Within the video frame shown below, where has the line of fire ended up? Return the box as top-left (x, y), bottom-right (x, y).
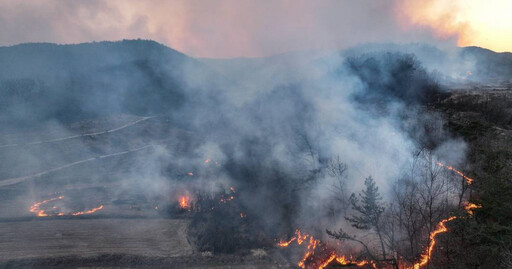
top-left (274, 161), bottom-right (481, 269)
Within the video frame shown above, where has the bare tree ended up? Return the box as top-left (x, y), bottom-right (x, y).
top-left (401, 149), bottom-right (455, 268)
top-left (326, 156), bottom-right (350, 216)
top-left (389, 177), bottom-right (424, 263)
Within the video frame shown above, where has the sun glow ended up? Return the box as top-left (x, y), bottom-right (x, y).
top-left (397, 0), bottom-right (512, 52)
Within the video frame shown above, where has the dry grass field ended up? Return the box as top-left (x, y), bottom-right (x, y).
top-left (0, 219), bottom-right (192, 261)
top-left (0, 218), bottom-right (285, 268)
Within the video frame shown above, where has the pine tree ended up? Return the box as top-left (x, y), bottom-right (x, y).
top-left (345, 176), bottom-right (387, 259)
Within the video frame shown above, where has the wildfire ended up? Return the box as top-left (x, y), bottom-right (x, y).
top-left (436, 162), bottom-right (474, 185)
top-left (279, 162), bottom-right (479, 269)
top-left (29, 196), bottom-right (104, 217)
top-left (405, 163), bottom-right (481, 269)
top-left (29, 196), bottom-right (64, 217)
top-left (179, 195), bottom-right (190, 210)
top-left (277, 229), bottom-right (374, 269)
top-left (177, 187), bottom-right (236, 213)
top-left (277, 236), bottom-right (297, 247)
top-left (464, 202), bottom-right (482, 216)
top-left (71, 205), bottom-right (104, 216)
top-left (407, 216), bottom-right (457, 269)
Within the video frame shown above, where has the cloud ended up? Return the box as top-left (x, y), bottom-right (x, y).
top-left (0, 0), bottom-right (457, 58)
top-left (395, 0), bottom-right (512, 53)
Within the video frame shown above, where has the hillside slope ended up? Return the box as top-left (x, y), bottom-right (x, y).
top-left (0, 40), bottom-right (221, 125)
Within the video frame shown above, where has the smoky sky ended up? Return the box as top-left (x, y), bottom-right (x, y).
top-left (0, 0), bottom-right (459, 58)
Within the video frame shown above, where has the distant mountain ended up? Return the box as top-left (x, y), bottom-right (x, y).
top-left (202, 43), bottom-right (512, 90)
top-left (0, 40), bottom-right (220, 125)
top-left (1, 40), bottom-right (510, 128)
top-left (460, 46), bottom-right (512, 82)
top-left (338, 43), bottom-right (511, 85)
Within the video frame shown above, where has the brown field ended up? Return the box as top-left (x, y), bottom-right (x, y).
top-left (0, 218), bottom-right (285, 268)
top-left (0, 219), bottom-right (192, 261)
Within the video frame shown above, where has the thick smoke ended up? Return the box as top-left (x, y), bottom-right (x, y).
top-left (170, 44), bottom-right (469, 239)
top-left (0, 40), bottom-right (472, 251)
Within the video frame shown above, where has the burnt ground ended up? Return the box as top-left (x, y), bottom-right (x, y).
top-left (435, 87), bottom-right (512, 179)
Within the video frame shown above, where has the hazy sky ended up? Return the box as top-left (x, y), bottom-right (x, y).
top-left (0, 0), bottom-right (510, 58)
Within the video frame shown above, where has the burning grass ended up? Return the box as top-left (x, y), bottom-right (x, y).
top-left (277, 162), bottom-right (480, 269)
top-left (29, 195), bottom-right (104, 217)
top-left (277, 229), bottom-right (376, 269)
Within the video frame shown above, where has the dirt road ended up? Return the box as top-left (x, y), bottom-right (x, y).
top-left (0, 145), bottom-right (154, 188)
top-left (0, 116), bottom-right (154, 149)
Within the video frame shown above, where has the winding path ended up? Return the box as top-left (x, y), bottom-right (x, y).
top-left (0, 116), bottom-right (154, 149)
top-left (0, 145), bottom-right (154, 188)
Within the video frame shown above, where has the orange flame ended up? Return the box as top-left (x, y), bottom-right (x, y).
top-left (407, 216), bottom-right (457, 269)
top-left (29, 196), bottom-right (64, 217)
top-left (317, 253), bottom-right (336, 269)
top-left (179, 195), bottom-right (190, 210)
top-left (278, 236), bottom-right (297, 247)
top-left (71, 205), bottom-right (104, 216)
top-left (280, 162), bottom-right (479, 269)
top-left (436, 162), bottom-right (474, 185)
top-left (404, 162), bottom-right (479, 268)
top-left (29, 196), bottom-right (103, 217)
top-left (277, 229), bottom-right (372, 269)
top-left (464, 202), bottom-right (482, 216)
